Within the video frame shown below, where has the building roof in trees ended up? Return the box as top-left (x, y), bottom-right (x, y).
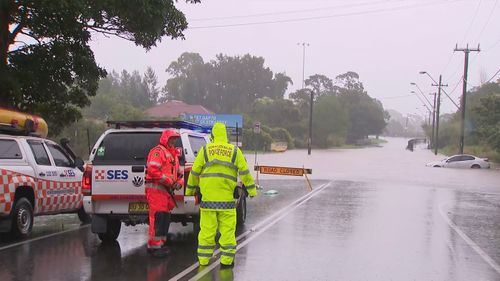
top-left (145, 100), bottom-right (214, 118)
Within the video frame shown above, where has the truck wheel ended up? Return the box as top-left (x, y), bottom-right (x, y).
top-left (236, 196), bottom-right (247, 227)
top-left (77, 207), bottom-right (91, 224)
top-left (98, 219), bottom-right (121, 243)
top-left (11, 198), bottom-right (34, 239)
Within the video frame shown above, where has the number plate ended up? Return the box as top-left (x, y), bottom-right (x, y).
top-left (129, 202), bottom-right (149, 213)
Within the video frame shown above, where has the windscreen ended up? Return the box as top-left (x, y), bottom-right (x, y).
top-left (93, 132), bottom-right (182, 165)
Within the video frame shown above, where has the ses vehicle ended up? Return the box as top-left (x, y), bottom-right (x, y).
top-left (83, 121), bottom-right (248, 242)
top-left (0, 108), bottom-right (87, 238)
top-left (426, 154), bottom-right (491, 169)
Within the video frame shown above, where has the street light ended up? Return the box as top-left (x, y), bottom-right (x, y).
top-left (297, 42), bottom-right (310, 89)
top-left (419, 71), bottom-right (459, 109)
top-left (410, 82), bottom-right (433, 108)
top-left (297, 42), bottom-right (312, 155)
top-left (411, 91), bottom-right (432, 126)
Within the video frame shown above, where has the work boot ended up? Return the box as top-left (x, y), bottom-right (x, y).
top-left (220, 262), bottom-right (234, 269)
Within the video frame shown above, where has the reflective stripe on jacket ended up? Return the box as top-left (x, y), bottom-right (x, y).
top-left (186, 123), bottom-right (256, 208)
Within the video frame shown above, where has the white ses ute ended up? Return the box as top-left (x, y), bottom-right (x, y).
top-left (83, 121), bottom-right (248, 242)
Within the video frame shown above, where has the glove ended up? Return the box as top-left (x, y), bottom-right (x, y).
top-left (172, 182), bottom-right (182, 190)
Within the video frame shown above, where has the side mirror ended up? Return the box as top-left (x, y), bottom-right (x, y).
top-left (74, 157), bottom-right (84, 172)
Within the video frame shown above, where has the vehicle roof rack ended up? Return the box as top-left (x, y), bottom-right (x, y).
top-left (106, 120), bottom-right (211, 133)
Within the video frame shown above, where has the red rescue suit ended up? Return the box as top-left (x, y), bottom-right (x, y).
top-left (145, 130), bottom-right (183, 249)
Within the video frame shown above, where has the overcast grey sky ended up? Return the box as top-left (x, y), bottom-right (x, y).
top-left (89, 0), bottom-right (500, 117)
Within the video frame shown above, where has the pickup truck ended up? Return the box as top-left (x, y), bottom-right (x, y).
top-left (83, 121), bottom-right (248, 242)
top-left (0, 134), bottom-right (87, 238)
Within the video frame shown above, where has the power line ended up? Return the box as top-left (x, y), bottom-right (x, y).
top-left (485, 67), bottom-right (500, 83)
top-left (189, 0), bottom-right (466, 29)
top-left (378, 93), bottom-right (415, 99)
top-left (460, 0), bottom-right (482, 44)
top-left (475, 0), bottom-right (498, 42)
top-left (190, 0), bottom-right (402, 22)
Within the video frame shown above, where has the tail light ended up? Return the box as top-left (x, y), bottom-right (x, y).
top-left (483, 158), bottom-right (489, 162)
top-left (82, 164), bottom-right (93, 195)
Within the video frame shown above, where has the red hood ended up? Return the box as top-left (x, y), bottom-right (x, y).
top-left (160, 130), bottom-right (180, 154)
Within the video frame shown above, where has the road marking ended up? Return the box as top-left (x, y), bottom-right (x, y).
top-left (174, 181), bottom-right (331, 281)
top-left (0, 224), bottom-right (90, 252)
top-left (439, 203), bottom-right (500, 275)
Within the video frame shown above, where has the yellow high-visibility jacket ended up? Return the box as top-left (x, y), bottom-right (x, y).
top-left (186, 123), bottom-right (256, 209)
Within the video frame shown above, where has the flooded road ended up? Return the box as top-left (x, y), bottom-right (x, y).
top-left (1, 137), bottom-right (500, 281)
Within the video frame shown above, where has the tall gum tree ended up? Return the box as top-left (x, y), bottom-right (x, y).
top-left (0, 0), bottom-right (199, 134)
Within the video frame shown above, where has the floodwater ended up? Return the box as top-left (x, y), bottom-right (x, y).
top-left (1, 137), bottom-right (500, 281)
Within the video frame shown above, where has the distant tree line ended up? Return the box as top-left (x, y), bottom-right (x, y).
top-left (425, 81), bottom-right (500, 160)
top-left (58, 52), bottom-right (389, 155)
top-left (162, 52), bottom-right (388, 149)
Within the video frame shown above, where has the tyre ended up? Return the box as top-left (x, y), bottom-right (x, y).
top-left (98, 219), bottom-right (121, 242)
top-left (471, 164), bottom-right (481, 169)
top-left (10, 198), bottom-right (34, 239)
top-left (236, 195), bottom-right (247, 227)
top-left (77, 207), bottom-right (91, 224)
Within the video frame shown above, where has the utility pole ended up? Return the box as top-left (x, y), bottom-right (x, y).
top-left (308, 89), bottom-right (314, 155)
top-left (432, 75), bottom-right (447, 155)
top-left (430, 92), bottom-right (436, 149)
top-left (454, 44), bottom-right (480, 154)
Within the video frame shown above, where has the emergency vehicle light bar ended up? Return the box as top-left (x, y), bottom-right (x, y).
top-left (106, 120), bottom-right (211, 133)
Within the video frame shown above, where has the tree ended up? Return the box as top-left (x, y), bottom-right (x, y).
top-left (143, 66), bottom-right (160, 105)
top-left (1, 0), bottom-right (199, 134)
top-left (163, 52), bottom-right (292, 114)
top-left (313, 94), bottom-right (348, 147)
top-left (474, 93), bottom-right (500, 152)
top-left (305, 74), bottom-right (334, 97)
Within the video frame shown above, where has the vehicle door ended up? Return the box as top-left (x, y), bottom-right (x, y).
top-left (91, 131), bottom-right (161, 199)
top-left (459, 155), bottom-right (475, 168)
top-left (26, 140), bottom-right (59, 213)
top-left (444, 155), bottom-right (463, 168)
top-left (45, 141), bottom-right (83, 212)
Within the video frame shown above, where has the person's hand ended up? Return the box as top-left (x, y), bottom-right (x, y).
top-left (172, 182), bottom-right (182, 190)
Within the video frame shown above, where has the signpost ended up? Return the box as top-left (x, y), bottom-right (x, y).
top-left (253, 122), bottom-right (261, 165)
top-left (254, 165), bottom-right (313, 191)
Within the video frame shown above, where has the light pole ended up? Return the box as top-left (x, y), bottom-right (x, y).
top-left (297, 42), bottom-right (310, 89)
top-left (419, 72), bottom-right (447, 155)
top-left (411, 91), bottom-right (432, 125)
top-left (298, 42), bottom-right (312, 155)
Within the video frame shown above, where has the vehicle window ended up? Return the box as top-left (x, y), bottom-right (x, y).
top-left (28, 141), bottom-right (51, 166)
top-left (94, 132), bottom-right (169, 165)
top-left (461, 156), bottom-right (475, 161)
top-left (188, 135), bottom-right (207, 155)
top-left (447, 156), bottom-right (461, 162)
top-left (46, 143), bottom-right (73, 167)
top-left (0, 139), bottom-right (23, 159)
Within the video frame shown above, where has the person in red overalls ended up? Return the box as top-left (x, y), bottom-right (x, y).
top-left (145, 130), bottom-right (183, 257)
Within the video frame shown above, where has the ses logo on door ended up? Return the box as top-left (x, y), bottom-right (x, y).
top-left (95, 169), bottom-right (129, 182)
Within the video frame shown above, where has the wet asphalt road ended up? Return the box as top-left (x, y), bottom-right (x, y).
top-left (1, 137), bottom-right (500, 281)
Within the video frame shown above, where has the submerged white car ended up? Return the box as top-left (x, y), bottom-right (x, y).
top-left (426, 154), bottom-right (490, 169)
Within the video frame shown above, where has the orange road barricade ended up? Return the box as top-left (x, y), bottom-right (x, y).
top-left (253, 165), bottom-right (313, 191)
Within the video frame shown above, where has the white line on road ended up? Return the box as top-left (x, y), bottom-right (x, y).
top-left (439, 202), bottom-right (500, 275)
top-left (0, 224), bottom-right (90, 252)
top-left (182, 182), bottom-right (331, 281)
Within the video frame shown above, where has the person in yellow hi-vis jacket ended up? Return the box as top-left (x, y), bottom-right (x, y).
top-left (186, 122), bottom-right (257, 267)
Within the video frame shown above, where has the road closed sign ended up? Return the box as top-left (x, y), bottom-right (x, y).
top-left (255, 165), bottom-right (312, 177)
